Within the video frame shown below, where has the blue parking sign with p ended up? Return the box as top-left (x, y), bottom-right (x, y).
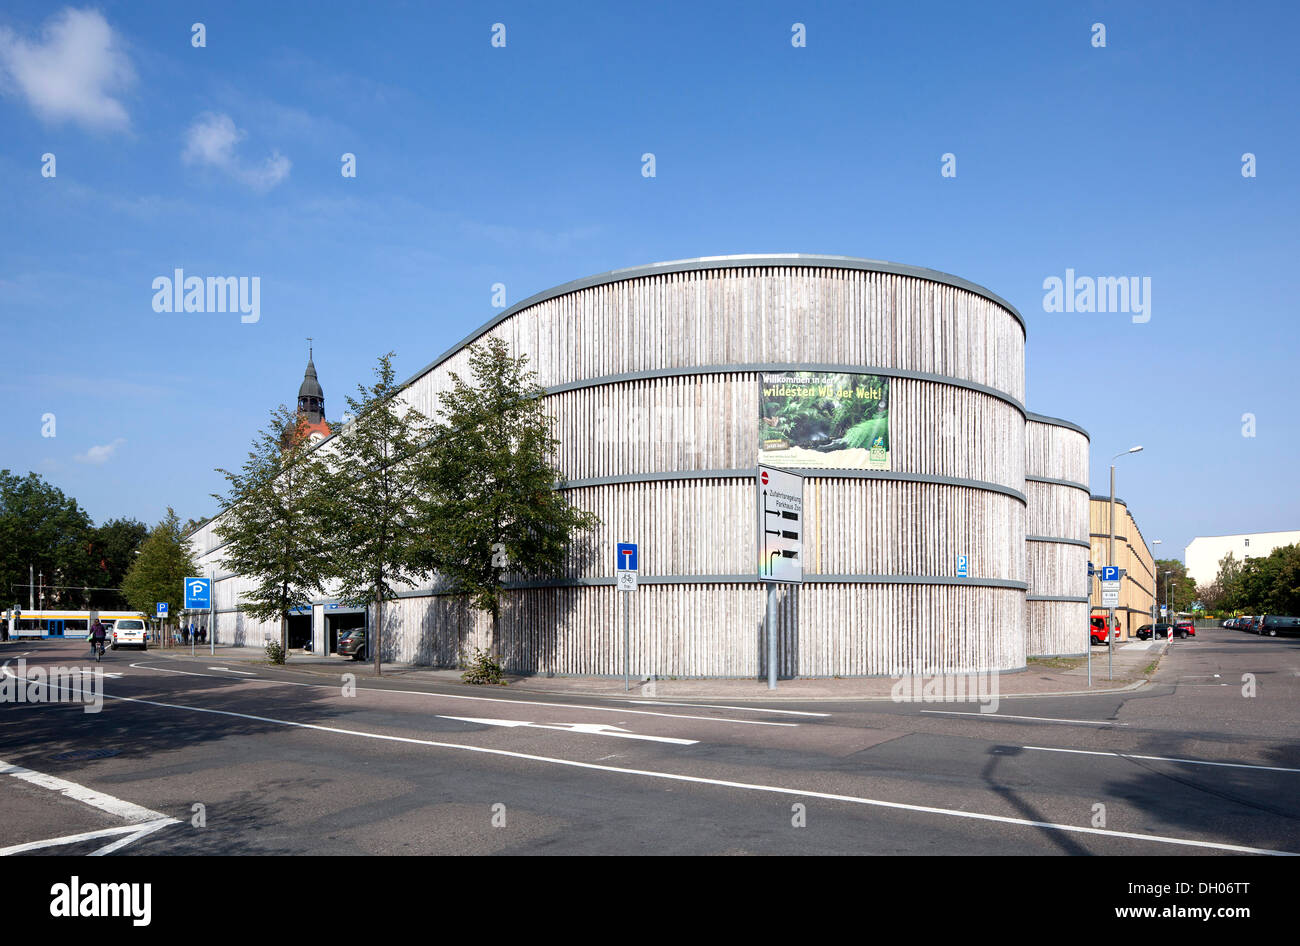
top-left (184, 577), bottom-right (211, 609)
top-left (156, 602), bottom-right (168, 618)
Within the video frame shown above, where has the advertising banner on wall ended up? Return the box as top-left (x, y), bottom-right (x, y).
top-left (758, 372), bottom-right (890, 470)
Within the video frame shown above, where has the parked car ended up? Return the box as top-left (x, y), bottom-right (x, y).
top-left (1240, 616), bottom-right (1261, 633)
top-left (1221, 618), bottom-right (1235, 628)
top-left (1173, 621), bottom-right (1196, 639)
top-left (1136, 623), bottom-right (1174, 641)
top-left (1090, 616), bottom-right (1119, 645)
top-left (1258, 615), bottom-right (1300, 637)
top-left (338, 628), bottom-right (367, 660)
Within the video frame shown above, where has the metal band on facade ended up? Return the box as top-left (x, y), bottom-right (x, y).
top-left (1025, 475), bottom-right (1091, 493)
top-left (1026, 535), bottom-right (1092, 549)
top-left (545, 363), bottom-right (1027, 416)
top-left (560, 469), bottom-right (1028, 504)
top-left (1025, 412), bottom-right (1091, 440)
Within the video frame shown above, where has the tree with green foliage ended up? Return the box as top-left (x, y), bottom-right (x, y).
top-left (121, 508), bottom-right (198, 618)
top-left (1228, 544), bottom-right (1300, 614)
top-left (1154, 558), bottom-right (1198, 615)
top-left (0, 470), bottom-right (98, 610)
top-left (213, 406), bottom-right (331, 658)
top-left (319, 353), bottom-right (434, 675)
top-left (418, 337), bottom-right (600, 657)
top-left (87, 518), bottom-right (149, 609)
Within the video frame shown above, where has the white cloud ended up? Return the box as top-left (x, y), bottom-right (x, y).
top-left (182, 111), bottom-right (291, 191)
top-left (0, 7), bottom-right (134, 132)
top-left (75, 437), bottom-right (126, 465)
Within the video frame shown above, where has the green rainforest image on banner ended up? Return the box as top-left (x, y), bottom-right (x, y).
top-left (758, 372), bottom-right (891, 470)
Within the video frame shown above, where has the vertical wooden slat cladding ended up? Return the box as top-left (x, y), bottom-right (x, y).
top-left (1026, 481), bottom-right (1090, 539)
top-left (1026, 600), bottom-right (1089, 657)
top-left (547, 376), bottom-right (1024, 491)
top-left (1026, 421), bottom-right (1088, 485)
top-left (194, 258), bottom-right (1048, 676)
top-left (558, 480), bottom-right (1023, 581)
top-left (380, 582), bottom-right (1026, 677)
top-left (1024, 420), bottom-right (1091, 656)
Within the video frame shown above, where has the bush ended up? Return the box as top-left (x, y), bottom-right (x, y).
top-left (461, 647), bottom-right (506, 685)
top-left (265, 639), bottom-right (286, 664)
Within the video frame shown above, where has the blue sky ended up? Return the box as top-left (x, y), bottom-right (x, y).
top-left (2, 1), bottom-right (1296, 565)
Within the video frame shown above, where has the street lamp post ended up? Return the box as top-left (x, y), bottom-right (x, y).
top-left (1164, 570), bottom-right (1172, 625)
top-left (1108, 446), bottom-right (1143, 680)
top-left (1152, 539), bottom-right (1162, 631)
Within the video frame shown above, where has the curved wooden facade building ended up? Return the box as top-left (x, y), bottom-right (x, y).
top-left (192, 255), bottom-right (1092, 677)
top-left (1024, 414), bottom-right (1092, 656)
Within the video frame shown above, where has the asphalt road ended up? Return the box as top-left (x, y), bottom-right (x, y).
top-left (1, 626), bottom-right (1297, 855)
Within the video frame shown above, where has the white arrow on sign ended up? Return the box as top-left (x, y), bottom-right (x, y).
top-left (440, 715), bottom-right (698, 745)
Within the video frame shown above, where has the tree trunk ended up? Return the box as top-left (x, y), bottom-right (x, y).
top-left (374, 587), bottom-right (383, 676)
top-left (280, 612), bottom-right (288, 660)
top-left (491, 605), bottom-right (500, 661)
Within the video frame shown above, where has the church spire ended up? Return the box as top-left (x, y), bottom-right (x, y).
top-left (294, 339), bottom-right (331, 444)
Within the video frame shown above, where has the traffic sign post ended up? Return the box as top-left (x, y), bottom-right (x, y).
top-left (184, 577), bottom-right (211, 657)
top-left (957, 555), bottom-right (969, 579)
top-left (1100, 568), bottom-right (1123, 681)
top-left (616, 543), bottom-right (638, 691)
top-left (757, 466), bottom-right (804, 690)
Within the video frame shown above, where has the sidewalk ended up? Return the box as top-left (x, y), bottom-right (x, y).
top-left (153, 639), bottom-right (1168, 702)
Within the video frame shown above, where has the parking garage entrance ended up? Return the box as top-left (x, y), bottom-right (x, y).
top-left (324, 607), bottom-right (367, 654)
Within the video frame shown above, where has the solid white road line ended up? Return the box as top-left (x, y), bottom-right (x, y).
top-left (63, 686), bottom-right (1297, 856)
top-left (440, 715), bottom-right (698, 745)
top-left (921, 710), bottom-right (1121, 726)
top-left (0, 760), bottom-right (166, 823)
top-left (1023, 745), bottom-right (1300, 774)
top-left (207, 666), bottom-right (256, 675)
top-left (622, 700), bottom-right (830, 717)
top-left (128, 662), bottom-right (797, 727)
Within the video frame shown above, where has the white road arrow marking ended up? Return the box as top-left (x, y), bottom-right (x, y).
top-left (441, 715), bottom-right (698, 745)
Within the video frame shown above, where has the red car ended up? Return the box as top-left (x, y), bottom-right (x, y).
top-left (1172, 621), bottom-right (1195, 639)
top-left (1090, 616), bottom-right (1119, 645)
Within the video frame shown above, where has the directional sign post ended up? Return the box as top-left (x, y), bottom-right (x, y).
top-left (757, 466), bottom-right (803, 690)
top-left (616, 543), bottom-right (638, 692)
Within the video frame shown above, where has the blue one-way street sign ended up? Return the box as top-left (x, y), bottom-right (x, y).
top-left (184, 577), bottom-right (211, 609)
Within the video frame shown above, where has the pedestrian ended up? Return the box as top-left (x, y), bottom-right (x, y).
top-left (199, 624), bottom-right (206, 644)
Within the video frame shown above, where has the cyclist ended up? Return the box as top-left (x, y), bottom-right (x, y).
top-left (89, 619), bottom-right (108, 658)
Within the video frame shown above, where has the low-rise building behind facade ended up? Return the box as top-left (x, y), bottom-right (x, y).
top-left (1089, 496), bottom-right (1155, 639)
top-left (1185, 530), bottom-right (1300, 587)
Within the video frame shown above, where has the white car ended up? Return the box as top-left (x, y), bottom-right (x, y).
top-left (111, 618), bottom-right (148, 650)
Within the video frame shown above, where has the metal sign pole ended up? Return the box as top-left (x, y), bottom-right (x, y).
top-left (767, 582), bottom-right (778, 690)
top-left (623, 598), bottom-right (630, 692)
top-left (1087, 574), bottom-right (1093, 688)
top-left (1108, 606), bottom-right (1114, 680)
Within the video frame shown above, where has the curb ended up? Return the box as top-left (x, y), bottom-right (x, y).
top-left (146, 651), bottom-right (1154, 703)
